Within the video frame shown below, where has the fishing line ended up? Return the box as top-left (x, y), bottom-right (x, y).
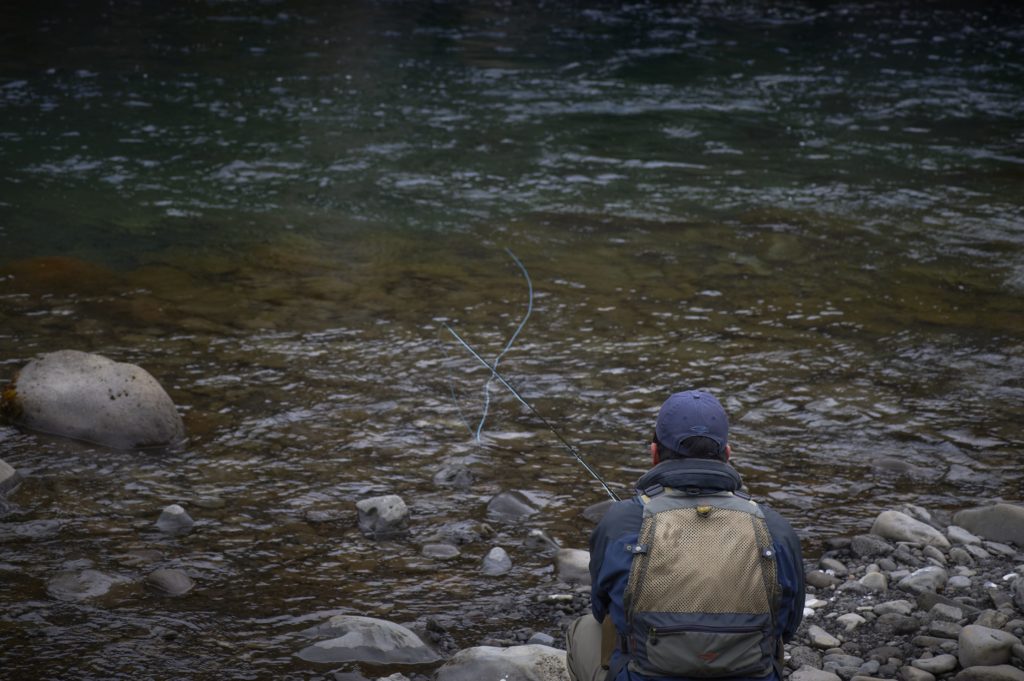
top-left (441, 322), bottom-right (620, 502)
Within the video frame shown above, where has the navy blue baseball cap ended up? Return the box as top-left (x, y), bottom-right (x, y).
top-left (655, 390), bottom-right (729, 455)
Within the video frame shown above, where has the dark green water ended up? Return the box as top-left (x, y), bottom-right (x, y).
top-left (1, 1), bottom-right (1023, 678)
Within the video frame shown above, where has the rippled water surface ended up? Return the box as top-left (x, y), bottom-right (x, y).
top-left (1, 1), bottom-right (1023, 678)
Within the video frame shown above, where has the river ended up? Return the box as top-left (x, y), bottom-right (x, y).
top-left (1, 1), bottom-right (1023, 678)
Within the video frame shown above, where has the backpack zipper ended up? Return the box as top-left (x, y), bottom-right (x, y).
top-left (649, 623), bottom-right (763, 646)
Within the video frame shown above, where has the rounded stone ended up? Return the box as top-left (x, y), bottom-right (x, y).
top-left (953, 505), bottom-right (1024, 548)
top-left (481, 547), bottom-right (513, 576)
top-left (355, 494), bottom-right (409, 538)
top-left (808, 624), bottom-right (842, 650)
top-left (911, 654), bottom-right (958, 674)
top-left (556, 548), bottom-right (590, 585)
top-left (145, 568), bottom-right (194, 596)
top-left (47, 569), bottom-right (123, 601)
top-left (860, 572), bottom-right (888, 592)
top-left (898, 566), bottom-right (948, 594)
top-left (297, 615), bottom-right (441, 665)
top-left (422, 543), bottom-right (460, 559)
top-left (435, 645), bottom-right (568, 681)
top-left (486, 491), bottom-right (539, 522)
top-left (1, 350), bottom-right (184, 449)
top-left (156, 504), bottom-right (194, 534)
top-left (959, 625), bottom-right (1021, 668)
top-left (872, 511), bottom-right (951, 549)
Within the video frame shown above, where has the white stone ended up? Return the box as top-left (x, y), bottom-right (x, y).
top-left (953, 505), bottom-right (1024, 547)
top-left (356, 495), bottom-right (409, 537)
top-left (871, 510), bottom-right (951, 549)
top-left (790, 666), bottom-right (841, 681)
top-left (860, 572), bottom-right (888, 592)
top-left (948, 525), bottom-right (983, 546)
top-left (875, 599), bottom-right (915, 616)
top-left (807, 597), bottom-right (829, 609)
top-left (482, 547), bottom-right (513, 576)
top-left (837, 613), bottom-right (867, 631)
top-left (912, 654), bottom-right (959, 674)
top-left (3, 350), bottom-right (184, 449)
top-left (298, 615), bottom-right (441, 665)
top-left (156, 504), bottom-right (194, 534)
top-left (949, 575), bottom-right (972, 589)
top-left (436, 645), bottom-right (569, 681)
top-left (808, 624), bottom-right (841, 650)
top-left (898, 566), bottom-right (948, 594)
top-left (555, 548), bottom-right (590, 585)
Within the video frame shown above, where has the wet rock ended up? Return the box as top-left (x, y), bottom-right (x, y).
top-left (145, 568), bottom-right (194, 596)
top-left (525, 529), bottom-right (561, 554)
top-left (809, 624), bottom-right (841, 649)
top-left (954, 666), bottom-right (1024, 681)
top-left (911, 654), bottom-right (958, 674)
top-left (582, 500), bottom-right (614, 524)
top-left (791, 665), bottom-right (842, 681)
top-left (953, 505), bottom-right (1024, 548)
top-left (356, 495), bottom-right (409, 538)
top-left (0, 458), bottom-right (21, 495)
top-left (47, 569), bottom-right (123, 601)
top-left (433, 463), bottom-right (473, 489)
top-left (435, 645), bottom-right (568, 681)
top-left (898, 566), bottom-right (948, 594)
top-left (421, 520), bottom-right (493, 546)
top-left (555, 549), bottom-right (590, 585)
top-left (156, 504), bottom-right (194, 534)
top-left (486, 491), bottom-right (539, 522)
top-left (422, 543), bottom-right (460, 560)
top-left (821, 558), bottom-right (850, 577)
top-left (851, 534), bottom-right (895, 558)
top-left (872, 511), bottom-right (951, 549)
top-left (482, 547), bottom-right (512, 576)
top-left (298, 615), bottom-right (441, 665)
top-left (959, 625), bottom-right (1021, 668)
top-left (1, 350), bottom-right (184, 449)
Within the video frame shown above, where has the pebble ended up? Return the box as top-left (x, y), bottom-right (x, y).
top-left (481, 547), bottom-right (512, 576)
top-left (808, 624), bottom-right (842, 650)
top-left (950, 575), bottom-right (973, 589)
top-left (837, 614), bottom-right (866, 631)
top-left (859, 572), bottom-right (888, 592)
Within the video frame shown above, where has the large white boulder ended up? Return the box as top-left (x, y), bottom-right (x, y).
top-left (435, 645), bottom-right (569, 681)
top-left (871, 510), bottom-right (951, 549)
top-left (297, 615), bottom-right (440, 665)
top-left (1, 350), bottom-right (184, 449)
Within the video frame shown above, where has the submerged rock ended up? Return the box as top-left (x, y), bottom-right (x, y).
top-left (1, 350), bottom-right (184, 449)
top-left (145, 568), bottom-right (194, 596)
top-left (486, 491), bottom-right (540, 522)
top-left (47, 569), bottom-right (124, 601)
top-left (435, 644), bottom-right (568, 681)
top-left (356, 494), bottom-right (409, 538)
top-left (0, 458), bottom-right (21, 495)
top-left (297, 615), bottom-right (441, 665)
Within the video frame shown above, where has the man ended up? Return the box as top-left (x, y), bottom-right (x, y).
top-left (566, 390), bottom-right (804, 681)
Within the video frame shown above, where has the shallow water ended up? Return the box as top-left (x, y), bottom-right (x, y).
top-left (1, 1), bottom-right (1023, 678)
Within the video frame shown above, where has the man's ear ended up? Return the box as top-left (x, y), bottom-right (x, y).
top-left (724, 443), bottom-right (732, 461)
top-left (650, 440), bottom-right (660, 466)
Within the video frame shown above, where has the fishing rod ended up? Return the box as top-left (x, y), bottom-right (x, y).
top-left (442, 322), bottom-right (620, 502)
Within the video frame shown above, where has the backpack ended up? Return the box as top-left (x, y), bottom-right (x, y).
top-left (617, 486), bottom-right (781, 679)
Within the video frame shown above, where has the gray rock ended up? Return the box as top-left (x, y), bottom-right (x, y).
top-left (923, 546), bottom-right (947, 565)
top-left (984, 542), bottom-right (1017, 557)
top-left (875, 600), bottom-right (915, 616)
top-left (809, 624), bottom-right (842, 650)
top-left (145, 568), bottom-right (194, 596)
top-left (356, 495), bottom-right (409, 538)
top-left (524, 529), bottom-right (560, 553)
top-left (789, 645), bottom-right (823, 670)
top-left (852, 534), bottom-right (895, 558)
top-left (792, 666), bottom-right (842, 681)
top-left (47, 569), bottom-right (123, 601)
top-left (950, 547), bottom-right (975, 567)
top-left (976, 611), bottom-right (1010, 630)
top-left (821, 558), bottom-right (850, 577)
top-left (0, 458), bottom-right (21, 495)
top-left (582, 500), bottom-right (614, 524)
top-left (911, 654), bottom-right (959, 674)
top-left (422, 520), bottom-right (493, 546)
top-left (433, 463), bottom-right (474, 489)
top-left (481, 547), bottom-right (512, 576)
top-left (949, 576), bottom-right (972, 589)
top-left (838, 614), bottom-right (867, 631)
top-left (872, 511), bottom-right (951, 549)
top-left (954, 666), bottom-right (1024, 681)
top-left (824, 654), bottom-right (865, 673)
top-left (898, 566), bottom-right (948, 594)
top-left (948, 526), bottom-right (984, 546)
top-left (1015, 578), bottom-right (1024, 613)
top-left (527, 632), bottom-right (556, 646)
top-left (930, 621), bottom-right (963, 639)
top-left (901, 665), bottom-right (937, 681)
top-left (966, 545), bottom-right (992, 561)
top-left (297, 615), bottom-right (441, 665)
top-left (2, 350), bottom-right (184, 449)
top-left (877, 613), bottom-right (921, 635)
top-left (953, 505), bottom-right (1024, 548)
top-left (486, 491), bottom-right (539, 522)
top-left (931, 603), bottom-right (965, 622)
top-left (860, 572), bottom-right (888, 592)
top-left (959, 625), bottom-right (1021, 668)
top-left (918, 591), bottom-right (981, 617)
top-left (156, 504), bottom-right (194, 534)
top-left (422, 544), bottom-right (460, 560)
top-left (807, 570), bottom-right (841, 588)
top-left (435, 645), bottom-right (568, 681)
top-left (555, 549), bottom-right (590, 585)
